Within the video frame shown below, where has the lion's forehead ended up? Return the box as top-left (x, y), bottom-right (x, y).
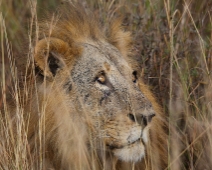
top-left (73, 42), bottom-right (132, 77)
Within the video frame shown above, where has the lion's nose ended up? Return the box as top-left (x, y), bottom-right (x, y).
top-left (128, 113), bottom-right (155, 127)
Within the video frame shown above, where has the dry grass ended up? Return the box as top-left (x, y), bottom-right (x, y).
top-left (1, 0), bottom-right (212, 169)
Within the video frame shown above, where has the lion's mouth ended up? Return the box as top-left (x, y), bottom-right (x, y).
top-left (107, 137), bottom-right (144, 150)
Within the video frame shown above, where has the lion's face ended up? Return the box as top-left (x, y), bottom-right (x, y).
top-left (68, 42), bottom-right (155, 162)
top-left (34, 7), bottom-right (156, 162)
top-left (35, 38), bottom-right (155, 163)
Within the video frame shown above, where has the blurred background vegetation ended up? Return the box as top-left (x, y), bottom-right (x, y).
top-left (1, 0), bottom-right (212, 169)
top-left (0, 0), bottom-right (59, 53)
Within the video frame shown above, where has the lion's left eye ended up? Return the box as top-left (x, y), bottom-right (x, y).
top-left (96, 71), bottom-right (106, 84)
top-left (132, 71), bottom-right (138, 83)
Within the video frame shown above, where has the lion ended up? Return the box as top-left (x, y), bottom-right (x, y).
top-left (2, 2), bottom-right (168, 170)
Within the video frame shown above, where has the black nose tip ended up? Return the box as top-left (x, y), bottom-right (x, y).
top-left (141, 113), bottom-right (155, 126)
top-left (128, 113), bottom-right (155, 126)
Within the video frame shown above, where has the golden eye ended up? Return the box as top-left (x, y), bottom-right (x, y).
top-left (97, 74), bottom-right (106, 84)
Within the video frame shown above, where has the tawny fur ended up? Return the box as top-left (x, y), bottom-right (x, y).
top-left (3, 2), bottom-right (168, 170)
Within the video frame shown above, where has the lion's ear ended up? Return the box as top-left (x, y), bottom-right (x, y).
top-left (107, 19), bottom-right (132, 57)
top-left (34, 38), bottom-right (80, 80)
top-left (34, 38), bottom-right (69, 80)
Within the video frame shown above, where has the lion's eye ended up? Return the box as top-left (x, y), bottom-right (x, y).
top-left (97, 75), bottom-right (106, 84)
top-left (132, 71), bottom-right (138, 83)
top-left (96, 72), bottom-right (106, 84)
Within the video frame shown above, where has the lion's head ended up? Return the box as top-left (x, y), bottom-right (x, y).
top-left (25, 3), bottom-right (167, 169)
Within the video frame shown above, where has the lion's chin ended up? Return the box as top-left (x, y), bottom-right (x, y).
top-left (113, 141), bottom-right (145, 162)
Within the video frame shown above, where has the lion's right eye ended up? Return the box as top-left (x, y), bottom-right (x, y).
top-left (96, 71), bottom-right (106, 84)
top-left (97, 75), bottom-right (106, 84)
